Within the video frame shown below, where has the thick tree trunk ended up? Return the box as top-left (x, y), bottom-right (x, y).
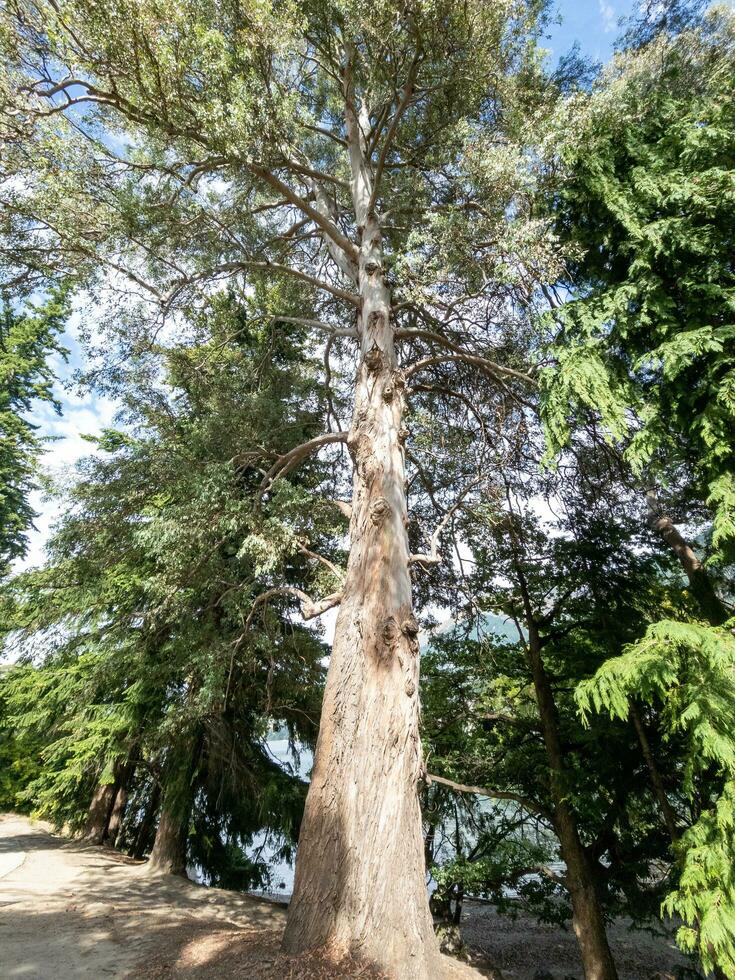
top-left (146, 737), bottom-right (200, 876)
top-left (282, 214), bottom-right (440, 977)
top-left (83, 777), bottom-right (117, 844)
top-left (527, 629), bottom-right (619, 980)
top-left (146, 796), bottom-right (189, 875)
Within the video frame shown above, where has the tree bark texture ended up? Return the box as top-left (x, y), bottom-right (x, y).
top-left (282, 213), bottom-right (440, 977)
top-left (133, 780), bottom-right (161, 860)
top-left (146, 737), bottom-right (200, 876)
top-left (83, 778), bottom-right (117, 844)
top-left (527, 629), bottom-right (619, 980)
top-left (105, 757), bottom-right (136, 847)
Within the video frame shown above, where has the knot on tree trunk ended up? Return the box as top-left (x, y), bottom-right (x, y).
top-left (382, 615), bottom-right (401, 650)
top-left (405, 679), bottom-right (416, 697)
top-left (370, 496), bottom-right (391, 525)
top-left (363, 260), bottom-right (382, 278)
top-left (401, 615), bottom-right (419, 637)
top-left (363, 343), bottom-right (384, 373)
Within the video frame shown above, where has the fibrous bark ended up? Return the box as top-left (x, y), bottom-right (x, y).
top-left (146, 737), bottom-right (200, 876)
top-left (83, 778), bottom-right (117, 844)
top-left (282, 162), bottom-right (439, 976)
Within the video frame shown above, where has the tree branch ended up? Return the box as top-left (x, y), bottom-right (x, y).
top-left (251, 165), bottom-right (358, 262)
top-left (258, 431), bottom-right (349, 498)
top-left (410, 477), bottom-right (482, 568)
top-left (426, 774), bottom-right (547, 818)
top-left (403, 349), bottom-right (535, 387)
top-left (367, 53), bottom-right (420, 214)
top-left (244, 586), bottom-right (343, 631)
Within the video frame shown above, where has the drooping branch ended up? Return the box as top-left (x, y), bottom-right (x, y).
top-left (404, 350), bottom-right (535, 387)
top-left (271, 316), bottom-right (357, 338)
top-left (165, 261), bottom-right (360, 308)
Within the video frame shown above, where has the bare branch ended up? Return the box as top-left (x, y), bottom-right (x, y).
top-left (258, 431), bottom-right (349, 498)
top-left (426, 773), bottom-right (547, 818)
top-left (251, 165), bottom-right (358, 262)
top-left (296, 542), bottom-right (346, 583)
top-left (368, 53), bottom-right (420, 214)
top-left (166, 260), bottom-right (360, 308)
top-left (243, 586), bottom-right (343, 631)
top-left (401, 344), bottom-right (535, 387)
top-left (272, 315), bottom-right (357, 338)
top-left (410, 477), bottom-right (482, 568)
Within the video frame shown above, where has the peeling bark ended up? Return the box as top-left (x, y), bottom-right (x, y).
top-left (282, 209), bottom-right (440, 977)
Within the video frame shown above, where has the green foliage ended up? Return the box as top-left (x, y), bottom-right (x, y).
top-left (544, 10), bottom-right (735, 560)
top-left (0, 292), bottom-right (333, 878)
top-left (0, 291), bottom-right (68, 576)
top-left (578, 618), bottom-right (735, 975)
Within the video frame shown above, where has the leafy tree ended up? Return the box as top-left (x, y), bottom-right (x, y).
top-left (538, 10), bottom-right (735, 975)
top-left (420, 435), bottom-right (693, 979)
top-left (0, 2), bottom-right (567, 973)
top-left (543, 7), bottom-right (735, 565)
top-left (0, 291), bottom-right (68, 577)
top-left (1, 292), bottom-right (331, 883)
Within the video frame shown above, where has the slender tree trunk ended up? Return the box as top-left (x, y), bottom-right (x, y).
top-left (106, 758), bottom-right (135, 847)
top-left (630, 705), bottom-right (679, 841)
top-left (133, 780), bottom-right (161, 860)
top-left (282, 211), bottom-right (439, 974)
top-left (645, 491), bottom-right (728, 625)
top-left (527, 629), bottom-right (619, 980)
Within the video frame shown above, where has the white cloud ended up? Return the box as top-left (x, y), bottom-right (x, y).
top-left (599, 0), bottom-right (616, 32)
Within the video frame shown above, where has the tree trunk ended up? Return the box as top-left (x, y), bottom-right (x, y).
top-left (146, 795), bottom-right (189, 875)
top-left (83, 777), bottom-right (117, 844)
top-left (645, 491), bottom-right (728, 625)
top-left (146, 737), bottom-right (200, 876)
top-left (630, 705), bottom-right (679, 841)
top-left (106, 767), bottom-right (133, 847)
top-left (527, 628), bottom-right (619, 980)
top-left (133, 779), bottom-right (161, 860)
top-left (282, 208), bottom-right (440, 977)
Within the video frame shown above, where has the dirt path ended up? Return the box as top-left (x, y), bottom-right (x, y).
top-left (0, 814), bottom-right (485, 979)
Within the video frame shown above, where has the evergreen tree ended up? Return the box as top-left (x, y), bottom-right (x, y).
top-left (0, 291), bottom-right (68, 577)
top-left (0, 2), bottom-right (560, 972)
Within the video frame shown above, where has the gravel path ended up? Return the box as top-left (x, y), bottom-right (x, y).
top-left (0, 813), bottom-right (483, 979)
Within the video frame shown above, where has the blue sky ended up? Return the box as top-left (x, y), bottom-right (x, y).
top-left (546, 0), bottom-right (638, 63)
top-left (16, 0), bottom-right (640, 574)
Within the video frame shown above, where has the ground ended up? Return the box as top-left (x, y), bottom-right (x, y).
top-left (0, 813), bottom-right (691, 979)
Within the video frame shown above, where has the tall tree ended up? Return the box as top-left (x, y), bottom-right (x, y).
top-left (0, 2), bottom-right (557, 973)
top-left (1, 293), bottom-right (329, 881)
top-left (0, 292), bottom-right (68, 577)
